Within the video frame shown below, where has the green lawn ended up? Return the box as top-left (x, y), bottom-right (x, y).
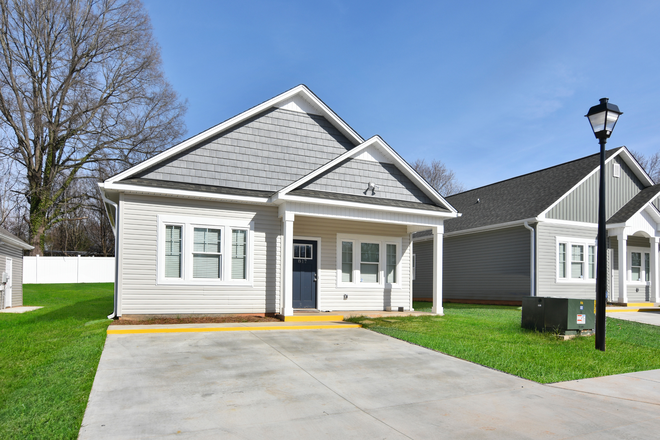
top-left (0, 283), bottom-right (113, 440)
top-left (348, 302), bottom-right (660, 383)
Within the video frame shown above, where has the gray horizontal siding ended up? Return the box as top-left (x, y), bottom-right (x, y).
top-left (412, 239), bottom-right (434, 299)
top-left (536, 222), bottom-right (597, 299)
top-left (118, 194), bottom-right (281, 315)
top-left (1, 243), bottom-right (24, 307)
top-left (137, 107), bottom-right (356, 192)
top-left (300, 158), bottom-right (432, 204)
top-left (548, 156), bottom-right (645, 222)
top-left (443, 226), bottom-right (531, 301)
top-left (293, 216), bottom-right (411, 311)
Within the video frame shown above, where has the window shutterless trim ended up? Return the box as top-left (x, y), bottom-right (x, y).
top-left (336, 233), bottom-right (402, 288)
top-left (157, 215), bottom-right (254, 286)
top-left (555, 236), bottom-right (597, 284)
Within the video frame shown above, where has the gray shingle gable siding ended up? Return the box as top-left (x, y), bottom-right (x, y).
top-left (299, 158), bottom-right (433, 204)
top-left (444, 148), bottom-right (621, 233)
top-left (133, 108), bottom-right (356, 192)
top-left (547, 155), bottom-right (645, 223)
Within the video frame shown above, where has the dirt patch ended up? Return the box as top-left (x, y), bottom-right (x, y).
top-left (110, 315), bottom-right (280, 325)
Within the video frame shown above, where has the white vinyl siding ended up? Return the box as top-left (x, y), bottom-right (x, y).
top-left (119, 194), bottom-right (277, 316)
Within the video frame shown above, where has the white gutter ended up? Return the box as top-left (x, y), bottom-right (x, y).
top-left (524, 221), bottom-right (536, 297)
top-left (100, 193), bottom-right (119, 319)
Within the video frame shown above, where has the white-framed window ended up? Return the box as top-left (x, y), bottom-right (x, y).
top-left (337, 234), bottom-right (402, 287)
top-left (158, 215), bottom-right (253, 285)
top-left (628, 247), bottom-right (650, 284)
top-left (556, 237), bottom-right (596, 283)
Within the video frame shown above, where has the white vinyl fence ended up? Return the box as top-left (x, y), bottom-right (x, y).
top-left (23, 256), bottom-right (115, 284)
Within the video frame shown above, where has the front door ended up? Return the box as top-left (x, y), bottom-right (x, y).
top-left (293, 239), bottom-right (317, 308)
top-left (4, 258), bottom-right (12, 308)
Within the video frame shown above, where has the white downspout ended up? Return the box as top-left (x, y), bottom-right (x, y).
top-left (524, 222), bottom-right (536, 297)
top-left (101, 195), bottom-right (119, 319)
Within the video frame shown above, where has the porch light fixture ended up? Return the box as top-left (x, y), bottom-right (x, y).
top-left (586, 97), bottom-right (622, 352)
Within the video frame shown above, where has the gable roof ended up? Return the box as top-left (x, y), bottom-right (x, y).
top-left (607, 184), bottom-right (660, 224)
top-left (102, 85), bottom-right (456, 215)
top-left (444, 148), bottom-right (624, 233)
top-left (0, 226), bottom-right (33, 251)
top-left (106, 85), bottom-right (364, 185)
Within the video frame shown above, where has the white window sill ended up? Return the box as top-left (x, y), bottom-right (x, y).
top-left (556, 278), bottom-right (596, 284)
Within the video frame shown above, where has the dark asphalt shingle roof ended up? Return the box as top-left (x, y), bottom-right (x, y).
top-left (607, 184), bottom-right (660, 224)
top-left (443, 148), bottom-right (622, 233)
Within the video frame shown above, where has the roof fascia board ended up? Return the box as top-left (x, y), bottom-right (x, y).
top-left (539, 218), bottom-right (598, 228)
top-left (444, 217), bottom-right (538, 238)
top-left (103, 182), bottom-right (270, 204)
top-left (617, 147), bottom-right (655, 186)
top-left (106, 85), bottom-right (364, 185)
top-left (275, 135), bottom-right (458, 213)
top-left (277, 194), bottom-right (458, 219)
top-left (0, 232), bottom-right (33, 250)
top-left (538, 149), bottom-right (625, 220)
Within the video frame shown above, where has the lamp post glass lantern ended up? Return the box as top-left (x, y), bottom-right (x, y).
top-left (585, 97), bottom-right (622, 352)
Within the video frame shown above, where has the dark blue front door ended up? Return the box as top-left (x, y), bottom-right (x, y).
top-left (293, 239), bottom-right (317, 308)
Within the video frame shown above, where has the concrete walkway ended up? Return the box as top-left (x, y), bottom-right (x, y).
top-left (607, 310), bottom-right (660, 326)
top-left (79, 327), bottom-right (660, 439)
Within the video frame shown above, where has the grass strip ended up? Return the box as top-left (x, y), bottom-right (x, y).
top-left (0, 283), bottom-right (113, 440)
top-left (348, 302), bottom-right (660, 383)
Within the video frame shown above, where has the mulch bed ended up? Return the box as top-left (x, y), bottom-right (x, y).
top-left (110, 316), bottom-right (281, 325)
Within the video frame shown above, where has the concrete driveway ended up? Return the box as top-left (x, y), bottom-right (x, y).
top-left (80, 328), bottom-right (660, 439)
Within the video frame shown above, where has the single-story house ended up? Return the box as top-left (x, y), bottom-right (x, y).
top-left (99, 85), bottom-right (458, 318)
top-left (1, 227), bottom-right (33, 309)
top-left (414, 147), bottom-right (660, 305)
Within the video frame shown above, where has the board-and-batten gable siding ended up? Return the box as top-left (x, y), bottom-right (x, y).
top-left (547, 156), bottom-right (645, 222)
top-left (119, 194), bottom-right (281, 315)
top-left (443, 226), bottom-right (531, 302)
top-left (135, 108), bottom-right (355, 192)
top-left (298, 158), bottom-right (433, 204)
top-left (412, 239), bottom-right (434, 299)
top-left (292, 216), bottom-right (411, 311)
top-left (608, 235), bottom-right (656, 302)
top-left (536, 222), bottom-right (597, 299)
top-left (0, 242), bottom-right (24, 307)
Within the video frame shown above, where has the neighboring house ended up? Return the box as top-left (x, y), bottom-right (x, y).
top-left (99, 85), bottom-right (458, 318)
top-left (0, 227), bottom-right (34, 309)
top-left (414, 147), bottom-right (660, 305)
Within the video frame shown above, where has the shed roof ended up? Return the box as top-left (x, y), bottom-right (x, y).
top-left (0, 226), bottom-right (33, 251)
top-left (607, 184), bottom-right (660, 224)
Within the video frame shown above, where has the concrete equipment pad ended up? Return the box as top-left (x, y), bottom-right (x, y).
top-left (80, 328), bottom-right (660, 439)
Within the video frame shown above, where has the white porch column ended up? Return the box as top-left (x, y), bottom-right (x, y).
top-left (432, 225), bottom-right (444, 315)
top-left (618, 231), bottom-right (628, 304)
top-left (652, 237), bottom-right (660, 303)
top-left (281, 211), bottom-right (295, 316)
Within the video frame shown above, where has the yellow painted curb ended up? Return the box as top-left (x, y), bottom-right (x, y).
top-left (107, 323), bottom-right (361, 335)
top-left (281, 315), bottom-right (345, 322)
top-left (606, 307), bottom-right (659, 313)
top-left (626, 303), bottom-right (655, 307)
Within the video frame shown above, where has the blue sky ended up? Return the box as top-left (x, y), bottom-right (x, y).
top-left (142, 0), bottom-right (660, 191)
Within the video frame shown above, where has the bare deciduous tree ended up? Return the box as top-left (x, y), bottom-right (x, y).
top-left (411, 158), bottom-right (464, 196)
top-left (0, 0), bottom-right (187, 254)
top-left (631, 150), bottom-right (660, 183)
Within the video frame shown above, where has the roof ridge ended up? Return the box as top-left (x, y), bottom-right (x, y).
top-left (447, 147), bottom-right (623, 198)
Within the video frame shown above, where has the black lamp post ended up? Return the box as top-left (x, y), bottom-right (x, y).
top-left (585, 98), bottom-right (623, 352)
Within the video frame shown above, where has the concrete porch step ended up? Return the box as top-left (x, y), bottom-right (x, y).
top-left (277, 314), bottom-right (346, 322)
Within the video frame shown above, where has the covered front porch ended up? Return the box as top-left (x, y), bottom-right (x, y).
top-left (277, 201), bottom-right (450, 317)
top-left (608, 198), bottom-right (660, 304)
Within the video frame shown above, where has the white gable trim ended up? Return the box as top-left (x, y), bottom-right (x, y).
top-left (106, 85), bottom-right (364, 185)
top-left (538, 147), bottom-right (652, 220)
top-left (273, 135), bottom-right (457, 213)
